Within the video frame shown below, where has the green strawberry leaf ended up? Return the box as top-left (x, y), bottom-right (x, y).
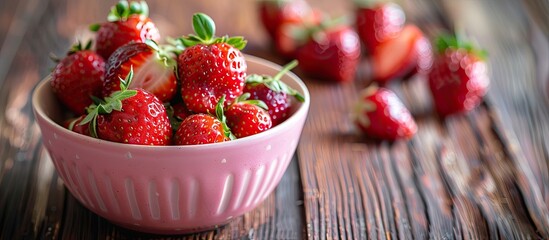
top-left (245, 60), bottom-right (305, 102)
top-left (177, 13), bottom-right (247, 50)
top-left (193, 13), bottom-right (215, 41)
top-left (215, 95), bottom-right (236, 140)
top-left (89, 23), bottom-right (101, 32)
top-left (435, 33), bottom-right (488, 60)
top-left (79, 67), bottom-right (138, 139)
top-left (108, 0), bottom-right (149, 22)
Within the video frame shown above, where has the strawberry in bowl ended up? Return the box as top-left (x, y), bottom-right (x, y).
top-left (32, 5), bottom-right (310, 234)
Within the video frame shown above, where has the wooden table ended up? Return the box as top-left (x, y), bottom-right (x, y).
top-left (1, 0), bottom-right (548, 239)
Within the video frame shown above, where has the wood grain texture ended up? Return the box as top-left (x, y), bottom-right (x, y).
top-left (0, 0), bottom-right (548, 239)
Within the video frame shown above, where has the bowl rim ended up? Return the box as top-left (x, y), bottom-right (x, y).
top-left (32, 54), bottom-right (310, 150)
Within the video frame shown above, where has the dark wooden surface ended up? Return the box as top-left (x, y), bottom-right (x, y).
top-left (1, 0), bottom-right (548, 239)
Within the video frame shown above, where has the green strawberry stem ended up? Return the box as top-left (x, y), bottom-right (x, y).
top-left (435, 33), bottom-right (487, 60)
top-left (144, 39), bottom-right (177, 68)
top-left (90, 0), bottom-right (149, 31)
top-left (246, 60), bottom-right (305, 102)
top-left (234, 93), bottom-right (269, 110)
top-left (215, 95), bottom-right (236, 140)
top-left (50, 40), bottom-right (93, 63)
top-left (177, 13), bottom-right (247, 50)
top-left (80, 67), bottom-right (138, 138)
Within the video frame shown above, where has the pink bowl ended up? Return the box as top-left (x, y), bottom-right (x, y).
top-left (32, 55), bottom-right (310, 234)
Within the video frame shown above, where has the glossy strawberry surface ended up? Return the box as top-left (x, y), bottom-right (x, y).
top-left (51, 49), bottom-right (105, 115)
top-left (178, 43), bottom-right (247, 113)
top-left (226, 102), bottom-right (272, 138)
top-left (174, 113), bottom-right (229, 145)
top-left (428, 48), bottom-right (489, 116)
top-left (103, 42), bottom-right (177, 102)
top-left (96, 89), bottom-right (172, 145)
top-left (355, 2), bottom-right (405, 52)
top-left (297, 25), bottom-right (361, 82)
top-left (354, 86), bottom-right (417, 140)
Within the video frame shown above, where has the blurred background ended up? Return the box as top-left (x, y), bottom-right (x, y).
top-left (1, 0), bottom-right (549, 238)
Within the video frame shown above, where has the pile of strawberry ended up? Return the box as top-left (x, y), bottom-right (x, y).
top-left (51, 1), bottom-right (304, 146)
top-left (259, 0), bottom-right (490, 141)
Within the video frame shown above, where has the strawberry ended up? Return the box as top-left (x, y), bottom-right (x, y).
top-left (173, 96), bottom-right (234, 145)
top-left (258, 0), bottom-right (315, 39)
top-left (176, 13), bottom-right (247, 114)
top-left (355, 1), bottom-right (405, 53)
top-left (428, 34), bottom-right (489, 117)
top-left (103, 41), bottom-right (177, 103)
top-left (258, 0), bottom-right (323, 58)
top-left (50, 41), bottom-right (106, 115)
top-left (225, 93), bottom-right (272, 138)
top-left (371, 24), bottom-right (433, 84)
top-left (165, 101), bottom-right (193, 133)
top-left (244, 60), bottom-right (304, 126)
top-left (80, 69), bottom-right (172, 145)
top-left (296, 21), bottom-right (361, 82)
top-left (353, 85), bottom-right (417, 140)
top-left (64, 115), bottom-right (90, 136)
top-left (91, 0), bottom-right (160, 60)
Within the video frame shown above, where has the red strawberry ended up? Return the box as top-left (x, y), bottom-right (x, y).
top-left (171, 101), bottom-right (192, 121)
top-left (353, 85), bottom-right (417, 140)
top-left (173, 96), bottom-right (233, 145)
top-left (258, 0), bottom-right (323, 58)
top-left (91, 1), bottom-right (160, 60)
top-left (296, 23), bottom-right (361, 82)
top-left (80, 69), bottom-right (172, 145)
top-left (428, 34), bottom-right (489, 117)
top-left (64, 115), bottom-right (90, 136)
top-left (355, 1), bottom-right (405, 53)
top-left (103, 41), bottom-right (177, 102)
top-left (165, 101), bottom-right (193, 133)
top-left (176, 13), bottom-right (247, 114)
top-left (51, 41), bottom-right (106, 115)
top-left (371, 24), bottom-right (433, 84)
top-left (258, 0), bottom-right (315, 39)
top-left (225, 94), bottom-right (272, 138)
top-left (244, 60), bottom-right (304, 126)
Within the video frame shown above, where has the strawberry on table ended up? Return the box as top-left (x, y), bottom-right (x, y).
top-left (174, 96), bottom-right (234, 145)
top-left (91, 0), bottom-right (160, 60)
top-left (50, 40), bottom-right (105, 115)
top-left (353, 85), bottom-right (417, 140)
top-left (103, 40), bottom-right (177, 103)
top-left (428, 34), bottom-right (489, 117)
top-left (176, 13), bottom-right (247, 114)
top-left (258, 0), bottom-right (314, 39)
top-left (244, 60), bottom-right (304, 126)
top-left (80, 69), bottom-right (172, 145)
top-left (225, 93), bottom-right (272, 138)
top-left (355, 0), bottom-right (405, 53)
top-left (296, 18), bottom-right (361, 82)
top-left (371, 24), bottom-right (433, 84)
top-left (258, 0), bottom-right (323, 59)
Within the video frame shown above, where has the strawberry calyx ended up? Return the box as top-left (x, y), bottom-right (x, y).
top-left (175, 13), bottom-right (247, 50)
top-left (246, 60), bottom-right (305, 102)
top-left (435, 34), bottom-right (487, 60)
top-left (353, 0), bottom-right (388, 8)
top-left (89, 0), bottom-right (149, 31)
top-left (144, 39), bottom-right (177, 68)
top-left (215, 95), bottom-right (237, 140)
top-left (80, 67), bottom-right (138, 138)
top-left (233, 93), bottom-right (269, 110)
top-left (50, 40), bottom-right (94, 63)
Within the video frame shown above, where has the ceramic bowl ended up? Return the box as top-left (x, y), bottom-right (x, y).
top-left (32, 55), bottom-right (310, 234)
